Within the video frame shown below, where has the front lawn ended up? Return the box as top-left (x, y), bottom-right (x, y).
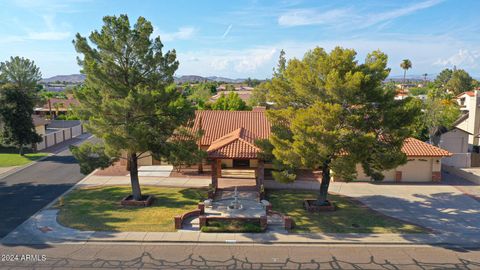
top-left (0, 147), bottom-right (47, 167)
top-left (268, 190), bottom-right (426, 233)
top-left (57, 186), bottom-right (207, 232)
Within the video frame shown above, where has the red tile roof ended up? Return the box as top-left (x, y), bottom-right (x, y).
top-left (402, 138), bottom-right (451, 157)
top-left (193, 110), bottom-right (270, 146)
top-left (456, 91), bottom-right (475, 98)
top-left (207, 128), bottom-right (260, 158)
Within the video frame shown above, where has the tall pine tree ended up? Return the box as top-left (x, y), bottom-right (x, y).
top-left (264, 47), bottom-right (419, 205)
top-left (73, 15), bottom-right (194, 201)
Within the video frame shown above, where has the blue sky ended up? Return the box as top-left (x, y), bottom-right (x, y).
top-left (0, 0), bottom-right (479, 79)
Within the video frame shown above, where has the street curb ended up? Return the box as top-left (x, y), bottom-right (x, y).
top-left (44, 168), bottom-right (99, 209)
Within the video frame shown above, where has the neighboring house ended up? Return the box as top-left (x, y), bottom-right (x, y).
top-left (439, 90), bottom-right (480, 167)
top-left (351, 137), bottom-right (450, 182)
top-left (32, 115), bottom-right (50, 136)
top-left (439, 128), bottom-right (471, 168)
top-left (135, 109), bottom-right (452, 183)
top-left (34, 96), bottom-right (79, 117)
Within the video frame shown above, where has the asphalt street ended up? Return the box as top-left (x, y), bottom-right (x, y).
top-left (0, 135), bottom-right (92, 238)
top-left (0, 243), bottom-right (479, 269)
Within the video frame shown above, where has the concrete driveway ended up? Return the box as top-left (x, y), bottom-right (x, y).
top-left (329, 175), bottom-right (480, 234)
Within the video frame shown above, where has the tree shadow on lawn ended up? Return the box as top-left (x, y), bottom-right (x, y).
top-left (56, 186), bottom-right (207, 233)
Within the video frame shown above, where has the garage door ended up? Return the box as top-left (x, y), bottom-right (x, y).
top-left (400, 159), bottom-right (432, 182)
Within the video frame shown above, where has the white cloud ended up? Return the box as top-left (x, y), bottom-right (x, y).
top-left (0, 13), bottom-right (72, 43)
top-left (177, 47), bottom-right (278, 77)
top-left (434, 49), bottom-right (480, 69)
top-left (222, 24), bottom-right (233, 38)
top-left (278, 8), bottom-right (352, 27)
top-left (278, 0), bottom-right (443, 28)
top-left (156, 27), bottom-right (196, 42)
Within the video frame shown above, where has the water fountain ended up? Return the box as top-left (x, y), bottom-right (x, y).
top-left (227, 186), bottom-right (243, 210)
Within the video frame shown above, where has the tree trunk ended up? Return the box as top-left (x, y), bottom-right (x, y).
top-left (129, 153), bottom-right (142, 201)
top-left (19, 144), bottom-right (24, 156)
top-left (48, 99), bottom-right (52, 119)
top-left (198, 162), bottom-right (203, 174)
top-left (403, 70), bottom-right (407, 84)
top-left (317, 159), bottom-right (331, 205)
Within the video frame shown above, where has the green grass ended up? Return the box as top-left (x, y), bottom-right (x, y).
top-left (201, 220), bottom-right (264, 233)
top-left (268, 190), bottom-right (426, 234)
top-left (0, 147), bottom-right (48, 167)
top-left (57, 186), bottom-right (207, 232)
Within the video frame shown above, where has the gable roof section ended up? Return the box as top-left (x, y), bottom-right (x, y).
top-left (193, 110), bottom-right (270, 146)
top-left (207, 128), bottom-right (260, 158)
top-left (402, 138), bottom-right (451, 157)
top-left (456, 91), bottom-right (475, 99)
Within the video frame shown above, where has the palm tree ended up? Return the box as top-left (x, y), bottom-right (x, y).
top-left (400, 59), bottom-right (412, 84)
top-left (423, 73), bottom-right (428, 83)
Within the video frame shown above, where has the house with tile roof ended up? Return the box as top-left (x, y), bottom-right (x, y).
top-left (137, 109), bottom-right (451, 185)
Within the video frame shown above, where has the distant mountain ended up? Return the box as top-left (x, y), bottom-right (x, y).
top-left (174, 75), bottom-right (248, 84)
top-left (174, 75), bottom-right (211, 84)
top-left (42, 73), bottom-right (256, 85)
top-left (205, 76), bottom-right (246, 83)
top-left (41, 74), bottom-right (86, 84)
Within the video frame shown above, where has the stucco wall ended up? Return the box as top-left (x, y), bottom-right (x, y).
top-left (35, 125), bottom-right (46, 136)
top-left (354, 164), bottom-right (395, 181)
top-left (353, 157), bottom-right (439, 182)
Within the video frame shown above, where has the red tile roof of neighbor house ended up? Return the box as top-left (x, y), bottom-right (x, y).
top-left (456, 91), bottom-right (475, 98)
top-left (192, 110), bottom-right (451, 159)
top-left (402, 137), bottom-right (452, 157)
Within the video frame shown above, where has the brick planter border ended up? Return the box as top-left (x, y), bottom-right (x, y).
top-left (120, 195), bottom-right (155, 207)
top-left (304, 199), bottom-right (336, 212)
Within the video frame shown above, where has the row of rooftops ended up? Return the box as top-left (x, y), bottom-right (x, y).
top-left (192, 110), bottom-right (451, 159)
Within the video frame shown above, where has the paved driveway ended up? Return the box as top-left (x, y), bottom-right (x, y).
top-left (329, 176), bottom-right (480, 234)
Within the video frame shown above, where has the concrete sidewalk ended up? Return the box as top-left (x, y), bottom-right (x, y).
top-left (78, 173), bottom-right (211, 188)
top-left (3, 209), bottom-right (480, 247)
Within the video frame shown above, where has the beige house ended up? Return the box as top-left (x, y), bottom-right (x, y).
top-left (135, 110), bottom-right (451, 183)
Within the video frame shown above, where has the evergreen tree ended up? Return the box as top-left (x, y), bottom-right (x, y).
top-left (0, 56), bottom-right (42, 91)
top-left (73, 15), bottom-right (194, 201)
top-left (0, 57), bottom-right (42, 155)
top-left (211, 92), bottom-right (248, 110)
top-left (0, 89), bottom-right (42, 154)
top-left (264, 47), bottom-right (419, 205)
